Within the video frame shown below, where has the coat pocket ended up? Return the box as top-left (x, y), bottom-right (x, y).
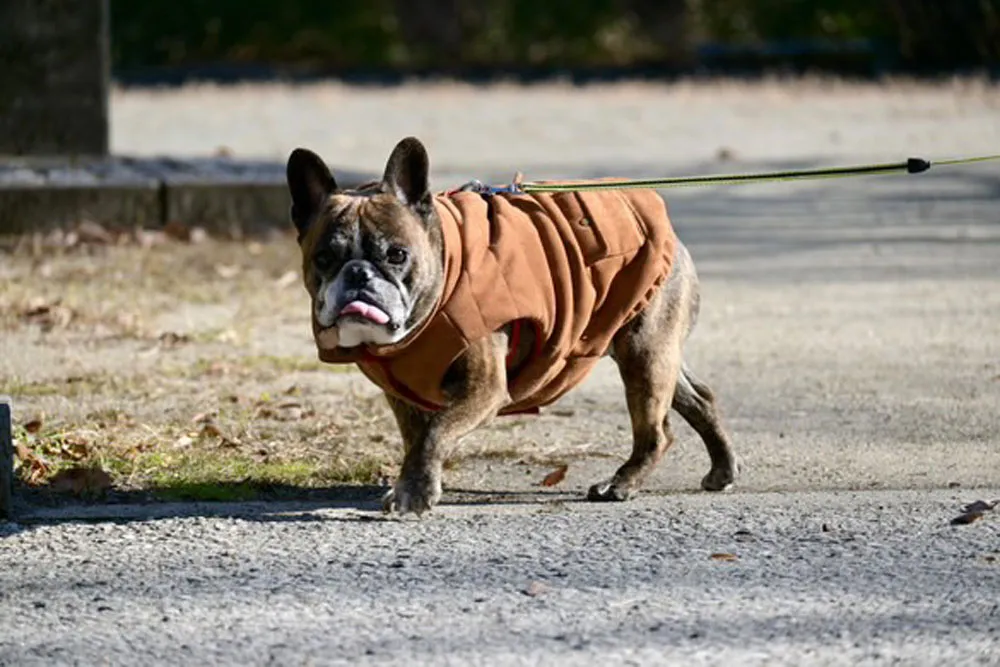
top-left (565, 191), bottom-right (645, 265)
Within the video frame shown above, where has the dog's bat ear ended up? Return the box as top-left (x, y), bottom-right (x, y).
top-left (382, 137), bottom-right (432, 215)
top-left (287, 148), bottom-right (338, 238)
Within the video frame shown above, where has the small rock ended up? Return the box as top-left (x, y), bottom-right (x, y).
top-left (523, 580), bottom-right (550, 597)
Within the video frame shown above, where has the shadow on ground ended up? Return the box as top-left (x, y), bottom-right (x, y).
top-left (3, 482), bottom-right (587, 535)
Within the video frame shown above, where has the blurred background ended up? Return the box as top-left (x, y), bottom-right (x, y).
top-left (111, 0), bottom-right (1000, 82)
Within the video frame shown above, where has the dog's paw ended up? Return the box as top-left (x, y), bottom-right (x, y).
top-left (586, 480), bottom-right (636, 502)
top-left (701, 461), bottom-right (739, 492)
top-left (382, 474), bottom-right (442, 516)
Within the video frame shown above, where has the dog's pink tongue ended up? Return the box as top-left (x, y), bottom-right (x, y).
top-left (339, 300), bottom-right (389, 325)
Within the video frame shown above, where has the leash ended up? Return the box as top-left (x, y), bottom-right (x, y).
top-left (503, 154), bottom-right (1000, 194)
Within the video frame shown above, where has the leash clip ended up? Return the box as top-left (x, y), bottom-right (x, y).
top-left (451, 173), bottom-right (525, 196)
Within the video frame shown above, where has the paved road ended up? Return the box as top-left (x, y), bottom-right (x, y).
top-left (3, 81), bottom-right (1000, 664)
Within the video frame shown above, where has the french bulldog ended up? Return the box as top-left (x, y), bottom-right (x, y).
top-left (287, 137), bottom-right (738, 514)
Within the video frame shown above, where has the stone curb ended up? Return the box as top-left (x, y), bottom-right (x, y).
top-left (0, 156), bottom-right (373, 237)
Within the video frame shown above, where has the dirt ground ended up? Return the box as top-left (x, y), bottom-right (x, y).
top-left (2, 78), bottom-right (999, 504)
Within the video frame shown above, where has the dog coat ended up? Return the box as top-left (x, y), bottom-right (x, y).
top-left (314, 187), bottom-right (677, 414)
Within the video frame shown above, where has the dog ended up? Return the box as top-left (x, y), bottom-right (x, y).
top-left (287, 137), bottom-right (738, 514)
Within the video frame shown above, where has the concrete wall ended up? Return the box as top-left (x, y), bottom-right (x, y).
top-left (0, 0), bottom-right (109, 156)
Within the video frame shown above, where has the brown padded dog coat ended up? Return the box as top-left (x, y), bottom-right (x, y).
top-left (314, 188), bottom-right (677, 415)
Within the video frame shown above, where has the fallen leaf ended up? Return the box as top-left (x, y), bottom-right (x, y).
top-left (710, 553), bottom-right (739, 562)
top-left (191, 411), bottom-right (217, 424)
top-left (199, 422), bottom-right (224, 439)
top-left (23, 296), bottom-right (50, 313)
top-left (61, 434), bottom-right (91, 460)
top-left (21, 298), bottom-right (74, 331)
top-left (173, 435), bottom-right (194, 449)
top-left (15, 443), bottom-right (50, 485)
top-left (134, 229), bottom-right (168, 249)
top-left (48, 465), bottom-right (113, 496)
top-left (275, 270), bottom-right (299, 289)
top-left (26, 458), bottom-right (50, 485)
top-left (163, 221), bottom-right (192, 242)
top-left (523, 581), bottom-right (550, 597)
top-left (215, 264), bottom-right (240, 279)
top-left (158, 331), bottom-right (191, 348)
top-left (377, 464), bottom-right (398, 487)
top-left (202, 361), bottom-right (231, 377)
top-left (540, 464), bottom-right (569, 487)
top-left (15, 442), bottom-right (34, 462)
top-left (23, 418), bottom-right (43, 434)
top-left (962, 500), bottom-right (997, 514)
top-left (75, 220), bottom-right (115, 245)
top-left (115, 312), bottom-right (142, 333)
top-left (952, 512), bottom-right (984, 526)
top-left (61, 230), bottom-right (81, 248)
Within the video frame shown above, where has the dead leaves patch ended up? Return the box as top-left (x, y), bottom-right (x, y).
top-left (14, 427), bottom-right (113, 496)
top-left (22, 220), bottom-right (212, 254)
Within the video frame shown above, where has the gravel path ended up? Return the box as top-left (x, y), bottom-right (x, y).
top-left (2, 490), bottom-right (998, 666)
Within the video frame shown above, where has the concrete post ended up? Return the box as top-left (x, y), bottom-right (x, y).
top-left (0, 0), bottom-right (110, 156)
top-left (0, 397), bottom-right (13, 520)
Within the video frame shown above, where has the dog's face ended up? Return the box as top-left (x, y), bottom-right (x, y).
top-left (287, 138), bottom-right (445, 350)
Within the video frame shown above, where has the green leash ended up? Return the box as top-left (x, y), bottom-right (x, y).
top-left (517, 154), bottom-right (1000, 193)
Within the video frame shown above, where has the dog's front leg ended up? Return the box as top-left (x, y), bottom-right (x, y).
top-left (383, 333), bottom-right (510, 515)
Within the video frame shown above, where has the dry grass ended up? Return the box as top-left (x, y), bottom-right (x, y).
top-left (1, 227), bottom-right (403, 502)
top-left (1, 223), bottom-right (620, 503)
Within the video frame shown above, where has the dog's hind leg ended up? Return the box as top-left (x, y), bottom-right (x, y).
top-left (672, 364), bottom-right (739, 491)
top-left (588, 292), bottom-right (684, 502)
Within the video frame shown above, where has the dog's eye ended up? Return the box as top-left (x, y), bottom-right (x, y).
top-left (314, 250), bottom-right (336, 272)
top-left (386, 246), bottom-right (408, 265)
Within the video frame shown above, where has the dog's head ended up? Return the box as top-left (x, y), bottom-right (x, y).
top-left (286, 137), bottom-right (445, 350)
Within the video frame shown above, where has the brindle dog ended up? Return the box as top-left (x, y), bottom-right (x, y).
top-left (288, 137), bottom-right (738, 514)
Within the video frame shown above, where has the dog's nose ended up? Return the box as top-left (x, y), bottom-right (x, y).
top-left (345, 261), bottom-right (376, 285)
